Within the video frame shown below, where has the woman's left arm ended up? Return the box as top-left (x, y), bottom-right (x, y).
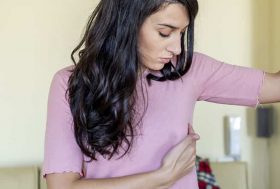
top-left (259, 71), bottom-right (280, 104)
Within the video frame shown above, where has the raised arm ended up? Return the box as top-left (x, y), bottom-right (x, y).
top-left (259, 71), bottom-right (280, 104)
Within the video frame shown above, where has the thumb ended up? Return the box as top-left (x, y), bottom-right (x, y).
top-left (188, 123), bottom-right (200, 140)
top-left (188, 123), bottom-right (195, 134)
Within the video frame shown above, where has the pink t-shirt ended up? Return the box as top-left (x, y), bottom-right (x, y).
top-left (43, 52), bottom-right (264, 188)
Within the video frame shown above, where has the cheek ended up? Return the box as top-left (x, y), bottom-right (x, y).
top-left (146, 40), bottom-right (166, 61)
top-left (149, 34), bottom-right (164, 52)
top-left (140, 31), bottom-right (163, 52)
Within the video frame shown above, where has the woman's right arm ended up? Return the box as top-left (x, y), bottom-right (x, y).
top-left (46, 168), bottom-right (169, 189)
top-left (46, 127), bottom-right (199, 189)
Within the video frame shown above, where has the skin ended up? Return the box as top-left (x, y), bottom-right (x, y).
top-left (259, 71), bottom-right (280, 104)
top-left (138, 3), bottom-right (189, 71)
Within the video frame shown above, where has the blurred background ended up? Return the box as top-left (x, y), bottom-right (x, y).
top-left (0, 0), bottom-right (279, 188)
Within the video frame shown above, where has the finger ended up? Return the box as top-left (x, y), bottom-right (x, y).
top-left (181, 143), bottom-right (197, 161)
top-left (174, 135), bottom-right (196, 152)
top-left (188, 123), bottom-right (195, 134)
top-left (184, 134), bottom-right (198, 146)
top-left (190, 134), bottom-right (200, 140)
top-left (188, 124), bottom-right (200, 140)
top-left (172, 130), bottom-right (199, 154)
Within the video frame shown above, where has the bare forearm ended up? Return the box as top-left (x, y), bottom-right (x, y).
top-left (259, 71), bottom-right (280, 104)
top-left (71, 169), bottom-right (172, 189)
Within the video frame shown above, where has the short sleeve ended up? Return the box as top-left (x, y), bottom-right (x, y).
top-left (42, 67), bottom-right (84, 177)
top-left (191, 52), bottom-right (265, 107)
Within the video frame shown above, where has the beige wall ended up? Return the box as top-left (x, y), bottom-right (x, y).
top-left (269, 0), bottom-right (280, 189)
top-left (0, 0), bottom-right (99, 166)
top-left (0, 0), bottom-right (278, 189)
top-left (194, 1), bottom-right (271, 189)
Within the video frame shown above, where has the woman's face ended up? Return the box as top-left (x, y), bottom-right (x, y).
top-left (138, 3), bottom-right (189, 71)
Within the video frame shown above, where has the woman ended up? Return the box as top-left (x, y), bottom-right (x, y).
top-left (43, 0), bottom-right (280, 188)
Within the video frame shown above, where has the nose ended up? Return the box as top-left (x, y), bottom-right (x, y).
top-left (166, 35), bottom-right (182, 55)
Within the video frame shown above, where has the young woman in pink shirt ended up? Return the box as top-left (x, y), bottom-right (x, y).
top-left (43, 0), bottom-right (280, 188)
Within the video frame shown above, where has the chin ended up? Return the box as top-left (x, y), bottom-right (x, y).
top-left (157, 63), bottom-right (166, 70)
top-left (143, 61), bottom-right (165, 71)
top-left (150, 64), bottom-right (164, 71)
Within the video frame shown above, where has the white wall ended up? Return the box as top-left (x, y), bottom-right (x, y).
top-left (194, 0), bottom-right (271, 189)
top-left (0, 0), bottom-right (99, 166)
top-left (194, 0), bottom-right (253, 158)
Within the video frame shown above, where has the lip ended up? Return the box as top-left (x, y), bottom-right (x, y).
top-left (159, 58), bottom-right (171, 63)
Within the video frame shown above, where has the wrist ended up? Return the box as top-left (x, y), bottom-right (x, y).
top-left (153, 167), bottom-right (174, 189)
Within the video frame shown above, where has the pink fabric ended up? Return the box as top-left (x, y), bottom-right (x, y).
top-left (43, 52), bottom-right (264, 188)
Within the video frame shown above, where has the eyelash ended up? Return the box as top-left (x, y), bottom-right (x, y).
top-left (159, 32), bottom-right (170, 38)
top-left (159, 32), bottom-right (185, 38)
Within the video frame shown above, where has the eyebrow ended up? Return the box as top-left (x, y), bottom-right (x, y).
top-left (157, 24), bottom-right (189, 30)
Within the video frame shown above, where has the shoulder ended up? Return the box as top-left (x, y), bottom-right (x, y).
top-left (48, 65), bottom-right (76, 98)
top-left (192, 51), bottom-right (221, 65)
top-left (182, 51), bottom-right (226, 83)
top-left (53, 65), bottom-right (75, 81)
top-left (51, 65), bottom-right (75, 87)
top-left (190, 51), bottom-right (224, 71)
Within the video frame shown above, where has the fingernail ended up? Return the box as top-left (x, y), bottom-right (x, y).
top-left (193, 134), bottom-right (200, 140)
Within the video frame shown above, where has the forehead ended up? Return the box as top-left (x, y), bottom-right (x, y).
top-left (149, 3), bottom-right (189, 28)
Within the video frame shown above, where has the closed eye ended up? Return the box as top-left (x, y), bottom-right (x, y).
top-left (159, 32), bottom-right (170, 38)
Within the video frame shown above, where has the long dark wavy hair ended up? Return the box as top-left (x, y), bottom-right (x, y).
top-left (67, 0), bottom-right (199, 161)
